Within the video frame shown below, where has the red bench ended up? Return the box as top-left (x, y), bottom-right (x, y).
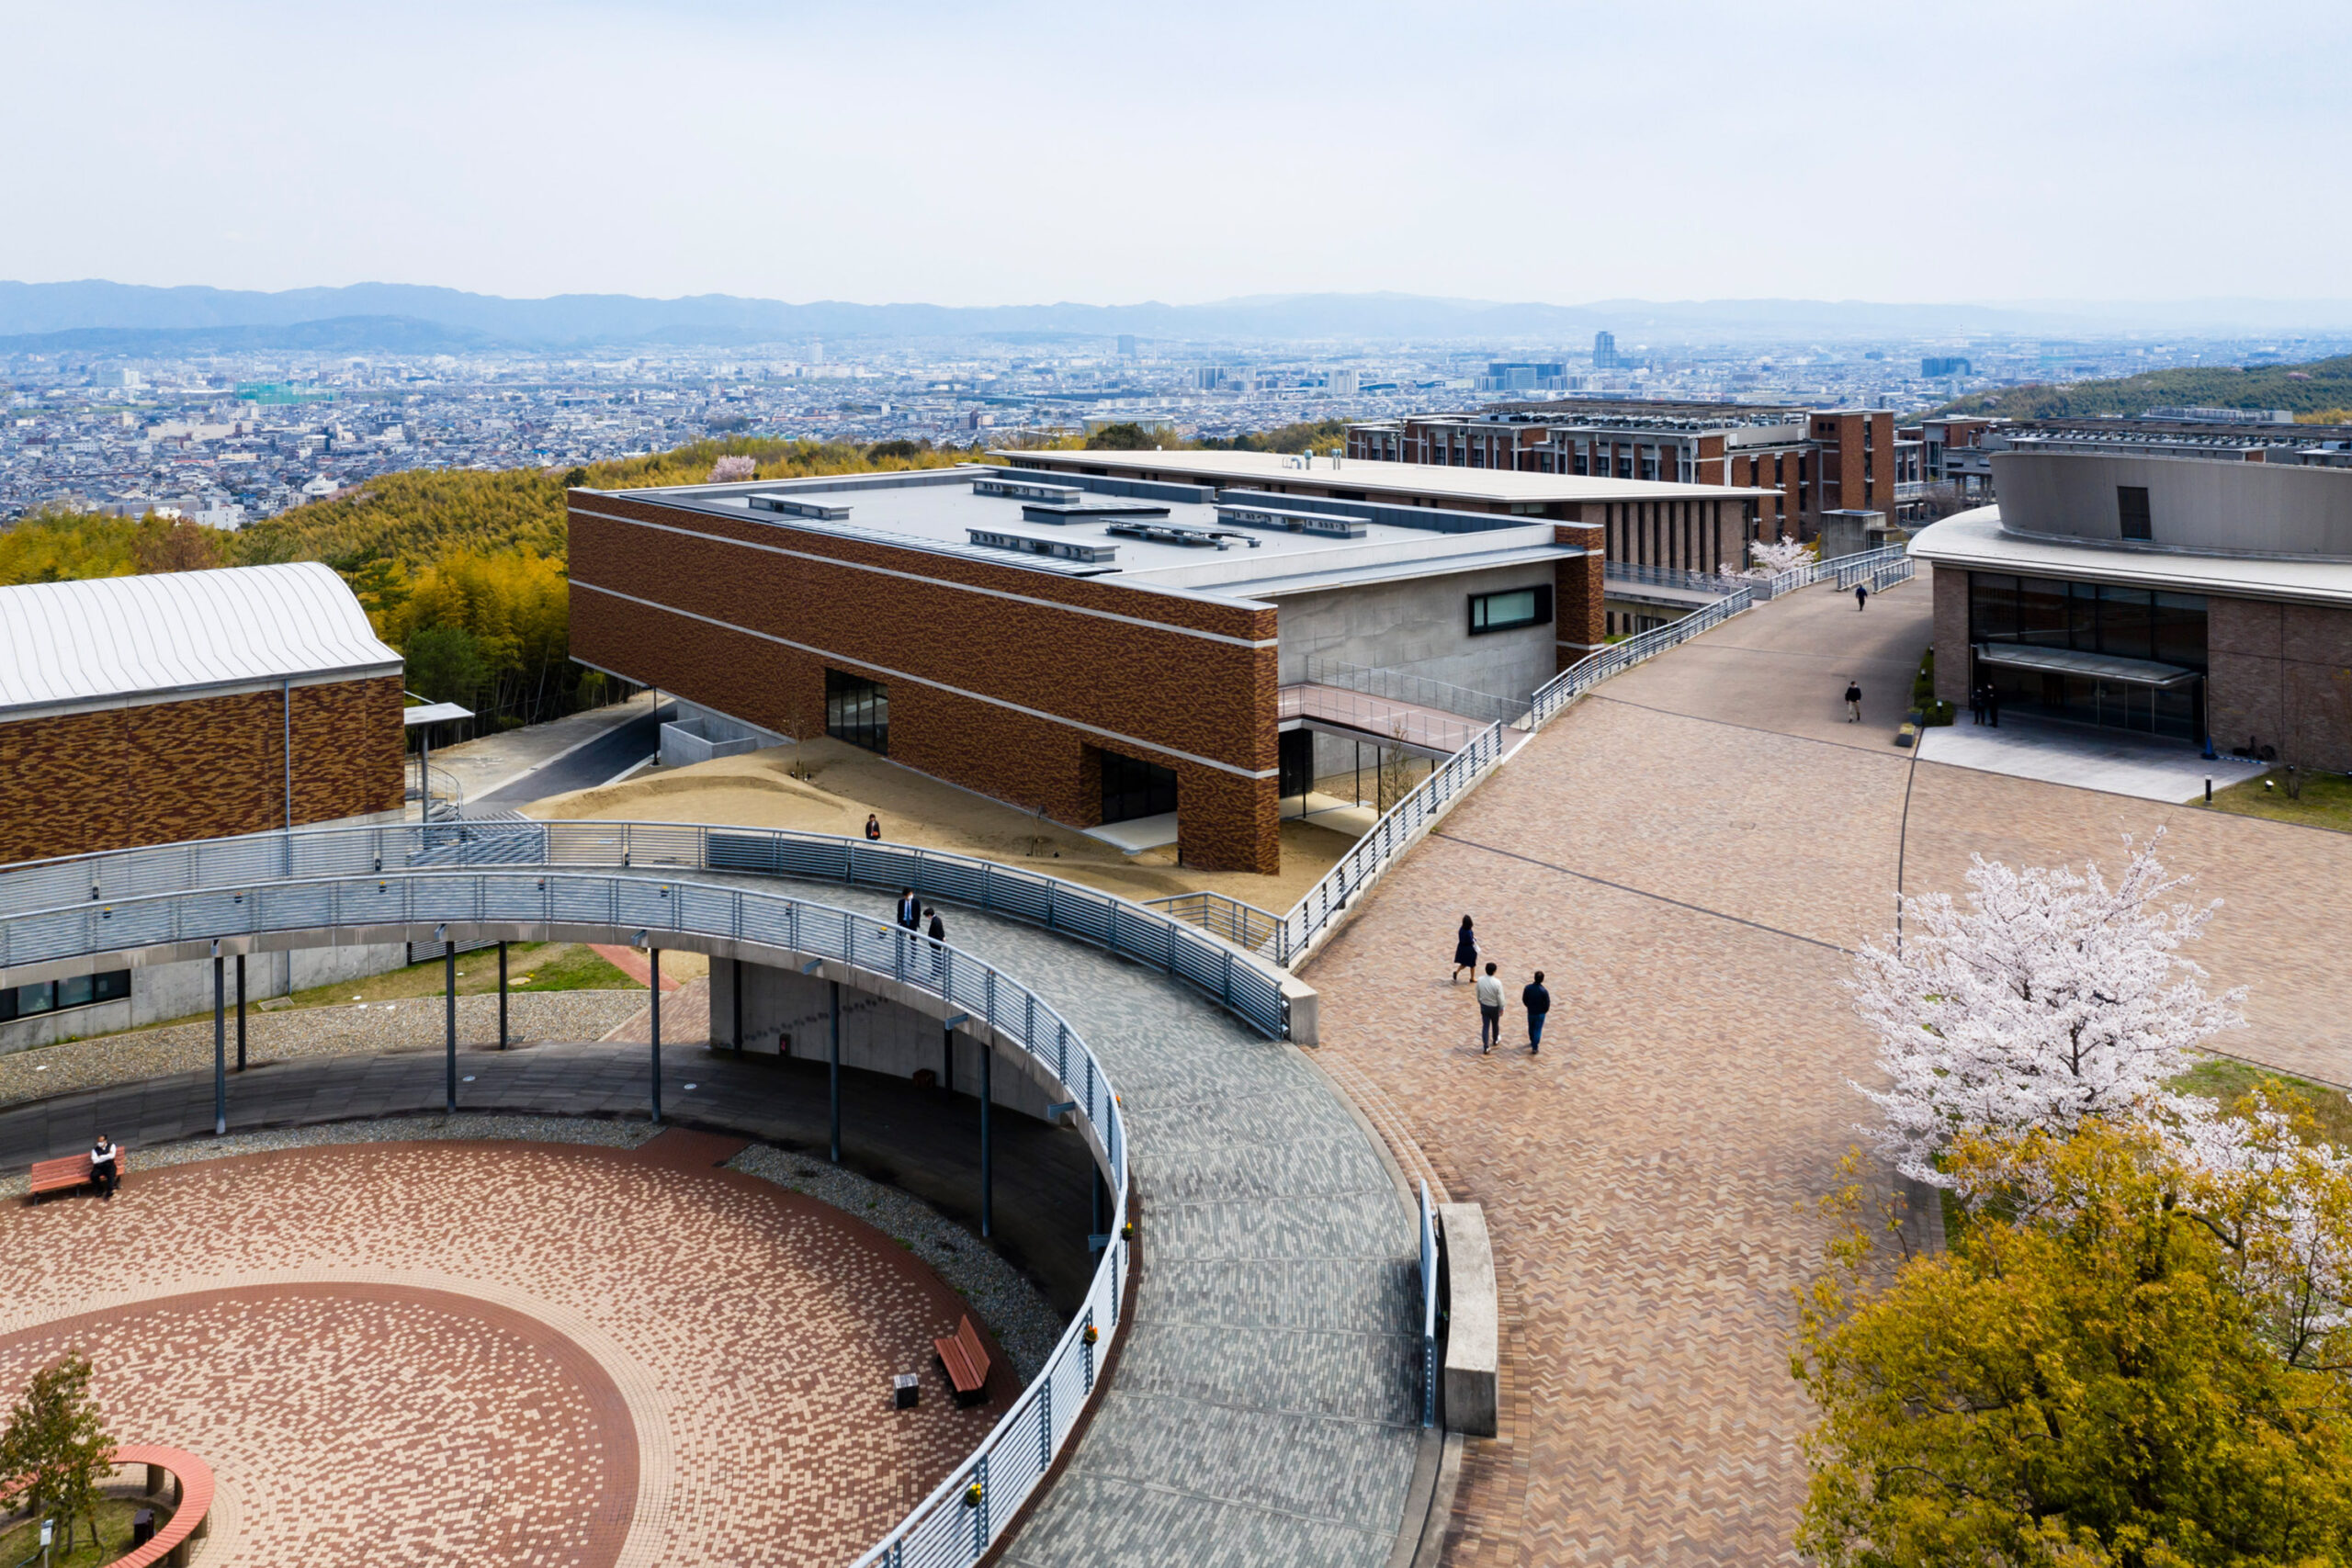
top-left (28, 1150), bottom-right (126, 1203)
top-left (934, 1314), bottom-right (992, 1406)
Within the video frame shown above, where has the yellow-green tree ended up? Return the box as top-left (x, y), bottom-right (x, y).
top-left (1793, 1119), bottom-right (2352, 1567)
top-left (0, 1352), bottom-right (113, 1556)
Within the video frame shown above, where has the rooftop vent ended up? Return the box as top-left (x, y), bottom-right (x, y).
top-left (749, 494), bottom-right (853, 521)
top-left (967, 527), bottom-right (1119, 564)
top-left (1216, 502), bottom-right (1370, 539)
top-left (1102, 520), bottom-right (1261, 551)
top-left (1020, 501), bottom-right (1171, 523)
top-left (973, 476), bottom-right (1085, 503)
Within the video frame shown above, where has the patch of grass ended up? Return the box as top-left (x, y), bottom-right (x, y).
top-left (0, 1498), bottom-right (171, 1568)
top-left (2198, 767), bottom-right (2352, 833)
top-left (514, 944), bottom-right (645, 992)
top-left (272, 941), bottom-right (639, 1010)
top-left (2174, 1056), bottom-right (2352, 1148)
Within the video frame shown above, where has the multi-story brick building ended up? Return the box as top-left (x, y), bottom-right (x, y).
top-left (568, 451), bottom-right (1764, 877)
top-left (1347, 400), bottom-right (1897, 544)
top-left (0, 561), bottom-right (408, 1047)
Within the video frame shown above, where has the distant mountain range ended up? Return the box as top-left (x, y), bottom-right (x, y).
top-left (5, 280), bottom-right (2352, 352)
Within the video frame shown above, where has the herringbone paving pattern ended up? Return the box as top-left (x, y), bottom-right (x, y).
top-left (1304, 574), bottom-right (2352, 1566)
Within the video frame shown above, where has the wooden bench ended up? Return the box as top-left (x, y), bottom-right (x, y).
top-left (28, 1149), bottom-right (126, 1203)
top-left (0, 1443), bottom-right (209, 1568)
top-left (934, 1314), bottom-right (991, 1406)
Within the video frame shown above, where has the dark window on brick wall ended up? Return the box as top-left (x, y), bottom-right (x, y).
top-left (2118, 486), bottom-right (2153, 540)
top-left (1, 968), bottom-right (130, 1023)
top-left (1100, 750), bottom-right (1178, 824)
top-left (824, 669), bottom-right (889, 754)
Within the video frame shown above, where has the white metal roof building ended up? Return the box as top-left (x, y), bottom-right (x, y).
top-left (0, 561), bottom-right (402, 721)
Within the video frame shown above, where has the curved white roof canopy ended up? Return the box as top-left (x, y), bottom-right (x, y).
top-left (1911, 508), bottom-right (2352, 608)
top-left (0, 561), bottom-right (401, 717)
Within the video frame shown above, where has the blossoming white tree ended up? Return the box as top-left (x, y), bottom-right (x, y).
top-left (1720, 534), bottom-right (1813, 579)
top-left (708, 455), bottom-right (757, 483)
top-left (1849, 830), bottom-right (2245, 1188)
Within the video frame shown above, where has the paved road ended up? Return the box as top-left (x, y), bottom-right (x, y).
top-left (474, 701), bottom-right (672, 808)
top-left (3, 874), bottom-right (1425, 1568)
top-left (1303, 570), bottom-right (2352, 1567)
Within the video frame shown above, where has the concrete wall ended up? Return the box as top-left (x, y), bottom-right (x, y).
top-left (1273, 563), bottom-right (1562, 701)
top-left (1995, 451), bottom-right (2352, 557)
top-left (659, 717), bottom-right (766, 769)
top-left (707, 957), bottom-right (1057, 1121)
top-left (1933, 566), bottom-right (1972, 706)
top-left (2, 938), bottom-right (409, 1054)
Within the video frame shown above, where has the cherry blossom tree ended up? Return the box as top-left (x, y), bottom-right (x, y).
top-left (1849, 831), bottom-right (2245, 1189)
top-left (1720, 533), bottom-right (1813, 578)
top-left (707, 455), bottom-right (757, 483)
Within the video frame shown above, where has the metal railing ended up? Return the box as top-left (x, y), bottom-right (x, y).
top-left (1139, 890), bottom-right (1282, 954)
top-left (1301, 656), bottom-right (1533, 728)
top-left (1747, 541), bottom-right (1911, 601)
top-left (1263, 720), bottom-right (1510, 966)
top-left (1529, 585), bottom-right (1757, 725)
top-left (1835, 548), bottom-right (1916, 592)
top-left (0, 867), bottom-right (1128, 1568)
top-left (1603, 562), bottom-right (1743, 597)
top-left (0, 819), bottom-right (1292, 1040)
top-left (1278, 683), bottom-right (1486, 756)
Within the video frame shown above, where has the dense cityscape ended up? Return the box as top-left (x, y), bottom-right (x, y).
top-left (10, 325), bottom-right (2346, 523)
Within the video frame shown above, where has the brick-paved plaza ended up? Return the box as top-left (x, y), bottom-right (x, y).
top-left (1304, 570), bottom-right (2352, 1566)
top-left (0, 1133), bottom-right (1010, 1567)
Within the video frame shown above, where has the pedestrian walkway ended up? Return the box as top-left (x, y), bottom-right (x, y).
top-left (0, 874), bottom-right (1427, 1568)
top-left (1917, 710), bottom-right (2256, 802)
top-left (1301, 570), bottom-right (2352, 1566)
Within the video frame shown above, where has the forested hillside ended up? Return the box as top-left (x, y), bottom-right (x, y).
top-left (1937, 353), bottom-right (2352, 422)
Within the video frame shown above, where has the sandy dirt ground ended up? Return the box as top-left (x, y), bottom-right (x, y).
top-left (522, 738), bottom-right (1358, 912)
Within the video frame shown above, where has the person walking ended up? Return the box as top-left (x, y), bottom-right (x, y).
top-left (1452, 916), bottom-right (1478, 983)
top-left (1855, 581), bottom-right (1870, 611)
top-left (89, 1134), bottom-right (119, 1201)
top-left (925, 907), bottom-right (945, 976)
top-left (1844, 681), bottom-right (1862, 723)
top-left (865, 814), bottom-right (882, 841)
top-left (1969, 682), bottom-right (1985, 726)
top-left (896, 887), bottom-right (922, 931)
top-left (1521, 971), bottom-right (1551, 1055)
top-left (1475, 963), bottom-right (1504, 1054)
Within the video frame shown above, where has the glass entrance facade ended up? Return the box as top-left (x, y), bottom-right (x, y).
top-left (1968, 573), bottom-right (2207, 740)
top-left (1100, 750), bottom-right (1179, 824)
top-left (824, 669), bottom-right (888, 753)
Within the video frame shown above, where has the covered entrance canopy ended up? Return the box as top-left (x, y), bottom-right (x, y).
top-left (1973, 643), bottom-right (2200, 689)
top-left (1973, 643), bottom-right (2203, 742)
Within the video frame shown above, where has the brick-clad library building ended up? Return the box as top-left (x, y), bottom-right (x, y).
top-left (0, 561), bottom-right (407, 866)
top-left (571, 454), bottom-right (1742, 874)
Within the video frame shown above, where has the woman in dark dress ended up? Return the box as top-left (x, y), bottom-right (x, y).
top-left (1452, 916), bottom-right (1478, 983)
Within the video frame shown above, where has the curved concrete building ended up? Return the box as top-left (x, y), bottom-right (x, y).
top-left (1913, 449), bottom-right (2352, 766)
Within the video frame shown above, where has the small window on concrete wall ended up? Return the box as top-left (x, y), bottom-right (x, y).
top-left (825, 669), bottom-right (888, 753)
top-left (1, 968), bottom-right (130, 1022)
top-left (1468, 584), bottom-right (1553, 636)
top-left (2118, 486), bottom-right (2153, 541)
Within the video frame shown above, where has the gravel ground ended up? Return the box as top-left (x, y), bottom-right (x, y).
top-left (0, 991), bottom-right (650, 1111)
top-left (729, 1143), bottom-right (1066, 1383)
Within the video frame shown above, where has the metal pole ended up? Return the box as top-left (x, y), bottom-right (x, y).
top-left (212, 954), bottom-right (226, 1136)
top-left (650, 948), bottom-right (663, 1125)
top-left (444, 941), bottom-right (457, 1112)
top-left (980, 1040), bottom-right (993, 1238)
top-left (943, 1022), bottom-right (954, 1095)
top-left (234, 953), bottom-right (246, 1072)
top-left (829, 979), bottom-right (842, 1162)
top-left (497, 941), bottom-right (508, 1048)
top-left (419, 727), bottom-right (430, 823)
top-left (731, 957), bottom-right (743, 1056)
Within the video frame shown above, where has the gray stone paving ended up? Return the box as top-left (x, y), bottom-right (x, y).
top-left (0, 874), bottom-right (1422, 1568)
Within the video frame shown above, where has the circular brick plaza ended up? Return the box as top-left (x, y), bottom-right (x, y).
top-left (0, 1133), bottom-right (1014, 1566)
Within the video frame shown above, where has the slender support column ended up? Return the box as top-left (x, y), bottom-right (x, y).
top-left (979, 1040), bottom-right (994, 1239)
top-left (650, 948), bottom-right (663, 1125)
top-left (1091, 1168), bottom-right (1104, 1237)
top-left (828, 980), bottom-right (842, 1163)
top-left (211, 955), bottom-right (226, 1136)
top-left (497, 941), bottom-right (508, 1048)
top-left (234, 953), bottom-right (246, 1072)
top-left (731, 957), bottom-right (743, 1056)
top-left (943, 1023), bottom-right (954, 1096)
top-left (444, 941), bottom-right (458, 1113)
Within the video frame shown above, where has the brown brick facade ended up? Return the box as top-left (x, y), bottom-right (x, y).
top-left (0, 675), bottom-right (404, 866)
top-left (568, 492), bottom-right (1281, 872)
top-left (1553, 524), bottom-right (1605, 666)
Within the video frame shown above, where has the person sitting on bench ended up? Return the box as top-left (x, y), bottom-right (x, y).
top-left (89, 1134), bottom-right (119, 1201)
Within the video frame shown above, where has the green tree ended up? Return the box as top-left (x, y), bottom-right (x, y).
top-left (1194, 416), bottom-right (1352, 455)
top-left (0, 1353), bottom-right (113, 1556)
top-left (1793, 1122), bottom-right (2352, 1567)
top-left (1082, 423), bottom-right (1158, 450)
top-left (402, 624), bottom-right (492, 708)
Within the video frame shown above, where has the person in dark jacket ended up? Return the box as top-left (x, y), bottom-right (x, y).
top-left (1855, 582), bottom-right (1870, 611)
top-left (865, 814), bottom-right (882, 840)
top-left (925, 907), bottom-right (945, 976)
top-left (1845, 682), bottom-right (1863, 723)
top-left (1984, 683), bottom-right (2000, 728)
top-left (1452, 916), bottom-right (1478, 983)
top-left (896, 887), bottom-right (922, 931)
top-left (1521, 973), bottom-right (1551, 1054)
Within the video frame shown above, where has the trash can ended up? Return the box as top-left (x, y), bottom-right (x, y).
top-left (132, 1509), bottom-right (156, 1548)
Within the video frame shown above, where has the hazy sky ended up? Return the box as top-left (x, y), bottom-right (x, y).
top-left (6, 0), bottom-right (2348, 308)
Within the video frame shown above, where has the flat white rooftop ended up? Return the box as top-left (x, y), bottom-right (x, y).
top-left (1912, 507), bottom-right (2352, 608)
top-left (1000, 447), bottom-right (1771, 505)
top-left (605, 466), bottom-right (1583, 604)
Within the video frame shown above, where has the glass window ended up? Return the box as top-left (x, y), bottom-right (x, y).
top-left (2154, 592), bottom-right (2207, 671)
top-left (1100, 750), bottom-right (1178, 825)
top-left (2064, 581), bottom-right (2098, 651)
top-left (824, 670), bottom-right (888, 754)
top-left (2098, 585), bottom-right (2154, 661)
top-left (55, 975), bottom-right (94, 1010)
top-left (2118, 486), bottom-right (2153, 541)
top-left (1468, 585), bottom-right (1553, 636)
top-left (0, 969), bottom-right (130, 1023)
top-left (2017, 575), bottom-right (2068, 648)
top-left (1969, 573), bottom-right (2018, 644)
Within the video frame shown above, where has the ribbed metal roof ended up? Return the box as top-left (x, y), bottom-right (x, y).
top-left (0, 561), bottom-right (402, 714)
